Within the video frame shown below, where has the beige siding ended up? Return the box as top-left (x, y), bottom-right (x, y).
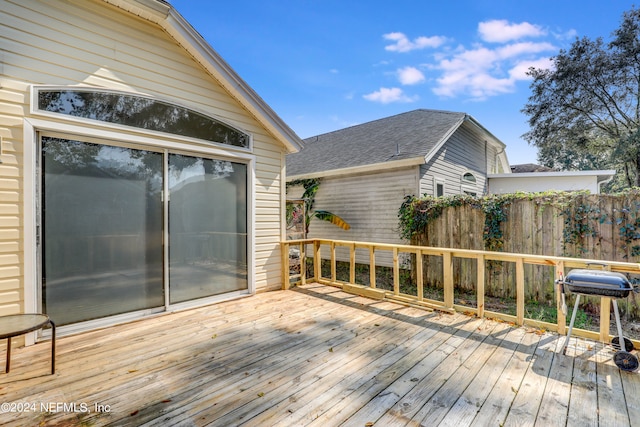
top-left (288, 167), bottom-right (418, 266)
top-left (0, 0), bottom-right (288, 315)
top-left (419, 121), bottom-right (498, 197)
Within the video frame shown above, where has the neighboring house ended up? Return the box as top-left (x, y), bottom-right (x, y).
top-left (489, 164), bottom-right (615, 194)
top-left (1, 0), bottom-right (302, 338)
top-left (287, 109), bottom-right (509, 265)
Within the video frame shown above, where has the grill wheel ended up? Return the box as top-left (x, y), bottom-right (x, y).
top-left (612, 336), bottom-right (635, 352)
top-left (614, 351), bottom-right (639, 372)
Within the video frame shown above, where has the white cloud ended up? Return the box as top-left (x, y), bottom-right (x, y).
top-left (363, 87), bottom-right (418, 104)
top-left (329, 68), bottom-right (339, 74)
top-left (478, 20), bottom-right (546, 43)
top-left (384, 32), bottom-right (447, 52)
top-left (398, 66), bottom-right (425, 85)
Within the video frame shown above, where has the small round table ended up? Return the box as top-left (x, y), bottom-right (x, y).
top-left (0, 314), bottom-right (55, 375)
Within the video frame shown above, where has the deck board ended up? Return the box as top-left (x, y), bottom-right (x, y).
top-left (0, 283), bottom-right (639, 426)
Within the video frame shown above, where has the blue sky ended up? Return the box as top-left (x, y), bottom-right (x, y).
top-left (170, 0), bottom-right (635, 165)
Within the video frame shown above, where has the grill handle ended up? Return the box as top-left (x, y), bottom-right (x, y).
top-left (556, 274), bottom-right (567, 316)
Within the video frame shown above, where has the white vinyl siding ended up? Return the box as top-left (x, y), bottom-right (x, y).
top-left (419, 121), bottom-right (498, 197)
top-left (0, 0), bottom-right (288, 316)
top-left (288, 167), bottom-right (419, 266)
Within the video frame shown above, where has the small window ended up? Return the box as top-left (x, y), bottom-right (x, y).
top-left (36, 89), bottom-right (250, 148)
top-left (436, 183), bottom-right (444, 197)
top-left (462, 172), bottom-right (476, 183)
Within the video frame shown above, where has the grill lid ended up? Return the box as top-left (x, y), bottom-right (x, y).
top-left (563, 269), bottom-right (632, 298)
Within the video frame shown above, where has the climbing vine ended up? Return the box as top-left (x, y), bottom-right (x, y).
top-left (397, 189), bottom-right (640, 258)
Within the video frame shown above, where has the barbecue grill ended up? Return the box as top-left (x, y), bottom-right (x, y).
top-left (557, 268), bottom-right (639, 371)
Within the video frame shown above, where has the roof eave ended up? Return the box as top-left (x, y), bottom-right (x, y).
top-left (102, 0), bottom-right (304, 153)
top-left (287, 156), bottom-right (425, 181)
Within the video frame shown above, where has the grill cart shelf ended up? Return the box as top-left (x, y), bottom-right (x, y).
top-left (557, 269), bottom-right (638, 372)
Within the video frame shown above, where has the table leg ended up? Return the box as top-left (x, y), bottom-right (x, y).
top-left (6, 337), bottom-right (10, 373)
top-left (50, 320), bottom-right (55, 375)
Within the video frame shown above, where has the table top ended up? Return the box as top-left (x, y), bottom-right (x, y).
top-left (0, 314), bottom-right (52, 339)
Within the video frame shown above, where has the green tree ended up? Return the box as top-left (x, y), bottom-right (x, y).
top-left (522, 7), bottom-right (640, 189)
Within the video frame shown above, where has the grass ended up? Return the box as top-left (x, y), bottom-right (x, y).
top-left (299, 257), bottom-right (630, 337)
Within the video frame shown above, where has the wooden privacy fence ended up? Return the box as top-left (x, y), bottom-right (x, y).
top-left (282, 238), bottom-right (640, 346)
top-left (410, 193), bottom-right (640, 308)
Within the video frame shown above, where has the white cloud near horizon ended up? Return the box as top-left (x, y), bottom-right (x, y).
top-left (384, 32), bottom-right (447, 52)
top-left (363, 87), bottom-right (418, 104)
top-left (398, 66), bottom-right (425, 85)
top-left (478, 19), bottom-right (546, 43)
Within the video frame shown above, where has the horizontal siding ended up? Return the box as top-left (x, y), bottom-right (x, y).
top-left (0, 0), bottom-right (289, 315)
top-left (420, 122), bottom-right (498, 197)
top-left (288, 167), bottom-right (418, 267)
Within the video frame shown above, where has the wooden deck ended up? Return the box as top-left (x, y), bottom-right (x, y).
top-left (1, 283), bottom-right (639, 426)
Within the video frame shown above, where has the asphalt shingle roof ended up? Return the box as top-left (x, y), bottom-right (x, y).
top-left (287, 109), bottom-right (466, 177)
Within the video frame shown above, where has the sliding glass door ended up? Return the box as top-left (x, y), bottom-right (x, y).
top-left (41, 136), bottom-right (248, 326)
top-left (168, 154), bottom-right (247, 303)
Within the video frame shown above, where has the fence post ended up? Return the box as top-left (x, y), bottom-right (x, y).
top-left (516, 258), bottom-right (525, 325)
top-left (416, 249), bottom-right (424, 301)
top-left (600, 297), bottom-right (611, 343)
top-left (369, 245), bottom-right (376, 289)
top-left (350, 243), bottom-right (356, 284)
top-left (556, 261), bottom-right (566, 335)
top-left (477, 254), bottom-right (485, 318)
top-left (393, 247), bottom-right (400, 295)
top-left (282, 242), bottom-right (290, 290)
top-left (314, 240), bottom-right (321, 282)
top-left (300, 241), bottom-right (306, 286)
top-left (331, 241), bottom-right (337, 283)
top-left (443, 251), bottom-right (454, 309)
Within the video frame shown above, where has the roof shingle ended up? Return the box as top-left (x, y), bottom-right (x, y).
top-left (287, 109), bottom-right (466, 176)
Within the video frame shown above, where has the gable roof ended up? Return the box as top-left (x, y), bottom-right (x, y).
top-left (103, 0), bottom-right (303, 153)
top-left (287, 109), bottom-right (505, 178)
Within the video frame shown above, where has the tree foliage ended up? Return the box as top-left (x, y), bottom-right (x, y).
top-left (522, 7), bottom-right (640, 189)
top-left (287, 179), bottom-right (350, 234)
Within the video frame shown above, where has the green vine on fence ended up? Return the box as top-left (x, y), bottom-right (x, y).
top-left (396, 190), bottom-right (640, 257)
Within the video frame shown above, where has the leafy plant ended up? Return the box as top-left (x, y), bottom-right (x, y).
top-left (288, 178), bottom-right (350, 234)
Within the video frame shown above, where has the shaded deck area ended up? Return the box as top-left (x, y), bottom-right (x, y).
top-left (1, 283), bottom-right (639, 426)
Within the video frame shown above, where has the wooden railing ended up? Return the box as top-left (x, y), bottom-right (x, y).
top-left (282, 238), bottom-right (640, 346)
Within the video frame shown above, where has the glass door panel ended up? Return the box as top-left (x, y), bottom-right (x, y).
top-left (42, 137), bottom-right (164, 325)
top-left (168, 154), bottom-right (248, 303)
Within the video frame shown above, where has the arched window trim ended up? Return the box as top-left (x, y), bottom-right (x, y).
top-left (30, 86), bottom-right (252, 152)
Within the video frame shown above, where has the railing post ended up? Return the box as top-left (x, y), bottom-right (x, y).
top-left (282, 242), bottom-right (290, 290)
top-left (443, 251), bottom-right (454, 309)
top-left (330, 241), bottom-right (337, 283)
top-left (416, 249), bottom-right (423, 301)
top-left (476, 254), bottom-right (485, 318)
top-left (393, 247), bottom-right (400, 295)
top-left (369, 245), bottom-right (376, 289)
top-left (314, 240), bottom-right (321, 282)
top-left (600, 297), bottom-right (611, 343)
top-left (556, 261), bottom-right (566, 335)
top-left (516, 258), bottom-right (525, 326)
top-left (300, 241), bottom-right (306, 286)
top-left (350, 243), bottom-right (356, 284)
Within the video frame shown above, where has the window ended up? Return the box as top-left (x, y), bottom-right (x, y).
top-left (36, 89), bottom-right (250, 148)
top-left (434, 177), bottom-right (445, 197)
top-left (462, 172), bottom-right (476, 183)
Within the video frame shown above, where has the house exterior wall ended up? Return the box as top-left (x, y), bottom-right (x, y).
top-left (0, 0), bottom-right (288, 319)
top-left (488, 175), bottom-right (602, 194)
top-left (288, 167), bottom-right (419, 267)
top-left (419, 122), bottom-right (499, 197)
